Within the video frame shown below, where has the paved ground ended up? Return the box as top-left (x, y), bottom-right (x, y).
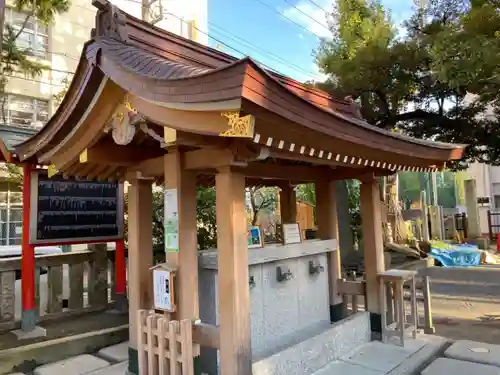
top-left (7, 342), bottom-right (129, 375)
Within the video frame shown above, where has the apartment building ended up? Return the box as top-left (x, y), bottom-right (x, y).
top-left (0, 0), bottom-right (208, 245)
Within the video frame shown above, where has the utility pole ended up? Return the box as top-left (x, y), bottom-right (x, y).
top-left (0, 0), bottom-right (5, 54)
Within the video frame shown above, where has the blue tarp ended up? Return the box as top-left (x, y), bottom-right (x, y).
top-left (429, 243), bottom-right (482, 267)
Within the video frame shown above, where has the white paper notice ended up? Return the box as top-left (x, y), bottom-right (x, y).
top-left (283, 223), bottom-right (301, 244)
top-left (164, 189), bottom-right (179, 252)
top-left (153, 268), bottom-right (173, 311)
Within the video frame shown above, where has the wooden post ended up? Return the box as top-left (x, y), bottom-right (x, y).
top-left (422, 275), bottom-right (435, 334)
top-left (279, 183), bottom-right (297, 224)
top-left (420, 191), bottom-right (430, 242)
top-left (127, 178), bottom-right (153, 375)
top-left (21, 163), bottom-right (36, 332)
top-left (216, 168), bottom-right (252, 375)
top-left (465, 179), bottom-right (481, 238)
top-left (360, 177), bottom-right (385, 333)
top-left (115, 239), bottom-right (127, 311)
top-left (163, 150), bottom-right (199, 321)
top-left (315, 179), bottom-right (344, 322)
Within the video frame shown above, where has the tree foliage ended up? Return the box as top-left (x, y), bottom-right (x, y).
top-left (1, 0), bottom-right (70, 121)
top-left (246, 186), bottom-right (277, 226)
top-left (53, 73), bottom-right (71, 105)
top-left (315, 0), bottom-right (500, 165)
top-left (124, 185), bottom-right (218, 252)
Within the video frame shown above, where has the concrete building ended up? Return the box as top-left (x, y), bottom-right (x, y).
top-left (0, 0), bottom-right (208, 245)
top-left (466, 162), bottom-right (500, 235)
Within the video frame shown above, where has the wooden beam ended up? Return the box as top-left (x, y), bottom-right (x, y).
top-left (337, 279), bottom-right (365, 296)
top-left (79, 141), bottom-right (165, 166)
top-left (129, 96), bottom-right (255, 138)
top-left (126, 156), bottom-right (164, 178)
top-left (175, 132), bottom-right (230, 148)
top-left (192, 322), bottom-right (220, 349)
top-left (184, 148), bottom-right (236, 170)
top-left (233, 163), bottom-right (329, 181)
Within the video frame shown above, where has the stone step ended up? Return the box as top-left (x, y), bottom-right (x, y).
top-left (84, 361), bottom-right (128, 375)
top-left (444, 340), bottom-right (500, 367)
top-left (313, 361), bottom-right (383, 375)
top-left (312, 335), bottom-right (449, 375)
top-left (33, 354), bottom-right (110, 375)
top-left (421, 358), bottom-right (500, 375)
top-left (97, 342), bottom-right (129, 363)
top-left (341, 341), bottom-right (426, 374)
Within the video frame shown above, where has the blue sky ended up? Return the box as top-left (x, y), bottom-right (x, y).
top-left (208, 0), bottom-right (414, 82)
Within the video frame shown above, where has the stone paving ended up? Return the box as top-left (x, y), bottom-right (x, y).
top-left (422, 340), bottom-right (500, 375)
top-left (8, 337), bottom-right (500, 375)
top-left (6, 342), bottom-right (129, 375)
top-left (313, 337), bottom-right (500, 375)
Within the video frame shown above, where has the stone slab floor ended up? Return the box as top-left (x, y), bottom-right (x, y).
top-left (314, 338), bottom-right (500, 375)
top-left (7, 342), bottom-right (129, 375)
top-left (9, 337), bottom-right (500, 375)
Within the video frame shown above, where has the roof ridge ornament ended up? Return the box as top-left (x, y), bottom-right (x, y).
top-left (344, 96), bottom-right (363, 119)
top-left (91, 0), bottom-right (129, 42)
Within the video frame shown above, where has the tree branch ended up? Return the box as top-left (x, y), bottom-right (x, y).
top-left (375, 109), bottom-right (447, 128)
top-left (14, 14), bottom-right (32, 41)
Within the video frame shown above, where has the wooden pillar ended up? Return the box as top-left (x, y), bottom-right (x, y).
top-left (163, 150), bottom-right (199, 321)
top-left (216, 168), bottom-right (252, 375)
top-left (21, 163), bottom-right (36, 332)
top-left (127, 178), bottom-right (153, 375)
top-left (360, 177), bottom-right (385, 333)
top-left (279, 184), bottom-right (297, 224)
top-left (315, 180), bottom-right (344, 322)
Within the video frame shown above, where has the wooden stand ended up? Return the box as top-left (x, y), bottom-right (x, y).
top-left (378, 269), bottom-right (418, 346)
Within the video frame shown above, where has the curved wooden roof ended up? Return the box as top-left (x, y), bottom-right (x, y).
top-left (14, 0), bottom-right (466, 180)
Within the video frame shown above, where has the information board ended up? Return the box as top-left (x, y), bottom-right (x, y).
top-left (29, 170), bottom-right (124, 244)
top-left (152, 267), bottom-right (176, 312)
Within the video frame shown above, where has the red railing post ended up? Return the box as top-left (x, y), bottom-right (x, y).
top-left (21, 163), bottom-right (36, 331)
top-left (115, 239), bottom-right (127, 311)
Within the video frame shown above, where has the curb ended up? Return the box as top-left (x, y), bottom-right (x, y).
top-left (0, 325), bottom-right (129, 374)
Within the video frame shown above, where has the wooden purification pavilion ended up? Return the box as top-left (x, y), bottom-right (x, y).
top-left (12, 1), bottom-right (465, 373)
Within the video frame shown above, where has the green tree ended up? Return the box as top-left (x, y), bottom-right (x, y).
top-left (1, 0), bottom-right (70, 122)
top-left (124, 185), bottom-right (218, 253)
top-left (315, 0), bottom-right (500, 165)
top-left (53, 73), bottom-right (71, 105)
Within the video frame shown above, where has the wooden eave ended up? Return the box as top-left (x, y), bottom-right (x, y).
top-left (90, 35), bottom-right (464, 168)
top-left (15, 50), bottom-right (106, 162)
top-left (13, 0), bottom-right (466, 179)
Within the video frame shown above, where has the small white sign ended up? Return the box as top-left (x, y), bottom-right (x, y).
top-left (283, 223), bottom-right (301, 244)
top-left (15, 226), bottom-right (22, 235)
top-left (153, 268), bottom-right (173, 312)
top-left (164, 189), bottom-right (179, 253)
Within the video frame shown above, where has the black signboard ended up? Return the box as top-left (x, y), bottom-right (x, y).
top-left (29, 170), bottom-right (124, 245)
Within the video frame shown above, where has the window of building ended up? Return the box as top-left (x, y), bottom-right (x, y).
top-left (0, 94), bottom-right (49, 129)
top-left (0, 189), bottom-right (22, 246)
top-left (4, 8), bottom-right (49, 60)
